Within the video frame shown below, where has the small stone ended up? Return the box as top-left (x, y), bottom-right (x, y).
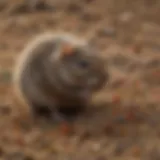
top-left (24, 155), bottom-right (34, 160)
top-left (8, 0), bottom-right (55, 15)
top-left (108, 53), bottom-right (142, 72)
top-left (81, 12), bottom-right (101, 22)
top-left (0, 105), bottom-right (11, 115)
top-left (59, 122), bottom-right (74, 136)
top-left (125, 110), bottom-right (136, 122)
top-left (0, 2), bottom-right (6, 12)
top-left (146, 147), bottom-right (160, 160)
top-left (84, 0), bottom-right (95, 3)
top-left (114, 143), bottom-right (126, 156)
top-left (145, 59), bottom-right (160, 69)
top-left (5, 152), bottom-right (26, 160)
top-left (118, 127), bottom-right (128, 137)
top-left (96, 156), bottom-right (107, 160)
top-left (114, 115), bottom-right (126, 124)
top-left (104, 123), bottom-right (115, 136)
top-left (108, 54), bottom-right (130, 67)
top-left (66, 3), bottom-right (83, 13)
top-left (79, 130), bottom-right (91, 142)
top-left (119, 11), bottom-right (134, 23)
top-left (131, 146), bottom-right (142, 157)
top-left (97, 27), bottom-right (117, 37)
top-left (112, 94), bottom-right (121, 104)
top-left (132, 43), bottom-right (143, 54)
top-left (110, 78), bottom-right (125, 89)
top-left (32, 1), bottom-right (55, 11)
top-left (92, 142), bottom-right (102, 152)
top-left (0, 43), bottom-right (8, 50)
top-left (143, 68), bottom-right (160, 85)
top-left (0, 71), bottom-right (12, 83)
top-left (0, 146), bottom-right (4, 157)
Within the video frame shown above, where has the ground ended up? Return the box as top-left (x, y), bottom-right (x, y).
top-left (0, 0), bottom-right (160, 159)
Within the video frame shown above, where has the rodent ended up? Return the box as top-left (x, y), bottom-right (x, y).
top-left (12, 32), bottom-right (108, 121)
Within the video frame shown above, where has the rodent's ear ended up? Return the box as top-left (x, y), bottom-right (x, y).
top-left (57, 43), bottom-right (76, 60)
top-left (61, 44), bottom-right (75, 56)
top-left (53, 43), bottom-right (77, 61)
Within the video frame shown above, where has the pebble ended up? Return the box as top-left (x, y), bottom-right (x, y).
top-left (104, 123), bottom-right (115, 136)
top-left (0, 146), bottom-right (4, 157)
top-left (80, 12), bottom-right (101, 22)
top-left (119, 11), bottom-right (134, 23)
top-left (66, 3), bottom-right (83, 13)
top-left (114, 143), bottom-right (126, 156)
top-left (96, 155), bottom-right (107, 160)
top-left (8, 1), bottom-right (55, 14)
top-left (110, 78), bottom-right (125, 89)
top-left (92, 142), bottom-right (102, 152)
top-left (144, 59), bottom-right (160, 69)
top-left (97, 27), bottom-right (117, 37)
top-left (146, 147), bottom-right (160, 160)
top-left (0, 104), bottom-right (11, 115)
top-left (0, 70), bottom-right (12, 83)
top-left (79, 130), bottom-right (91, 142)
top-left (131, 146), bottom-right (142, 157)
top-left (108, 54), bottom-right (131, 67)
top-left (4, 152), bottom-right (34, 160)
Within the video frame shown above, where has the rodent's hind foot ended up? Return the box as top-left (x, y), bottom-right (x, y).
top-left (52, 105), bottom-right (87, 123)
top-left (31, 104), bottom-right (54, 122)
top-left (55, 104), bottom-right (87, 122)
top-left (31, 104), bottom-right (86, 122)
top-left (32, 105), bottom-right (52, 117)
top-left (57, 105), bottom-right (86, 120)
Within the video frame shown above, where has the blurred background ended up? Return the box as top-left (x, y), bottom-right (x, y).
top-left (0, 0), bottom-right (159, 159)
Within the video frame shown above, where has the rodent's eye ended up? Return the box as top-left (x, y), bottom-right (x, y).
top-left (77, 59), bottom-right (89, 69)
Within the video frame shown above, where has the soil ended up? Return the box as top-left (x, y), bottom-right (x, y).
top-left (0, 0), bottom-right (160, 159)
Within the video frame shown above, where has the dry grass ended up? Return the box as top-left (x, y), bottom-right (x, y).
top-left (0, 0), bottom-right (159, 159)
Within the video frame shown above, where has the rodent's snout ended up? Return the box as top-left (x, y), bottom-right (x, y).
top-left (87, 70), bottom-right (108, 91)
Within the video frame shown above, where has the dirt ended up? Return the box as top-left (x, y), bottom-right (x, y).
top-left (0, 0), bottom-right (160, 159)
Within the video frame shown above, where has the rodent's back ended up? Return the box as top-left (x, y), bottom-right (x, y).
top-left (13, 32), bottom-right (88, 87)
top-left (13, 33), bottom-right (58, 108)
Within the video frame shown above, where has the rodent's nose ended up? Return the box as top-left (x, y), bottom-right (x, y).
top-left (89, 71), bottom-right (108, 91)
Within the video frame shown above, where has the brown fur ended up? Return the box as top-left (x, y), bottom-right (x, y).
top-left (12, 32), bottom-right (108, 120)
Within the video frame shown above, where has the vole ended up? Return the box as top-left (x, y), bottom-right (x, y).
top-left (12, 32), bottom-right (108, 121)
